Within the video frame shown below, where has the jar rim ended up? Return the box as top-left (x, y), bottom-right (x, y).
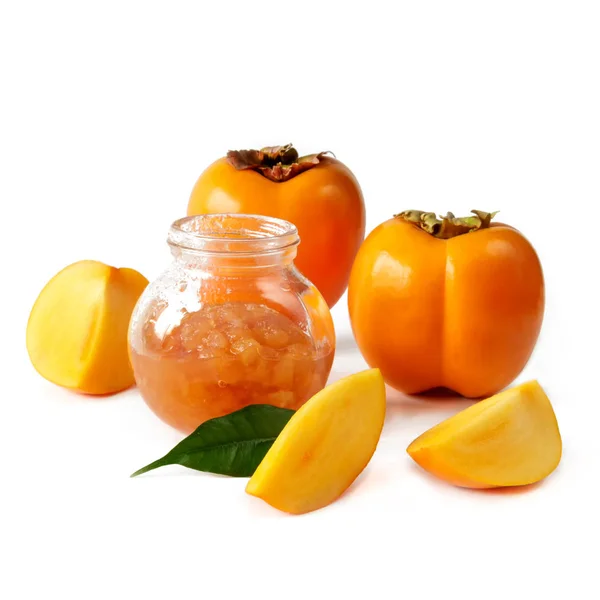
top-left (168, 213), bottom-right (300, 255)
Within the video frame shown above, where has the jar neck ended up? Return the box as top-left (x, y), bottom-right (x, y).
top-left (168, 214), bottom-right (300, 272)
top-left (171, 246), bottom-right (298, 271)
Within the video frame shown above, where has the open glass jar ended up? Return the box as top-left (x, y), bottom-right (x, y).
top-left (129, 214), bottom-right (336, 433)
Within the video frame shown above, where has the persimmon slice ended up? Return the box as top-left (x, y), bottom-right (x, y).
top-left (407, 380), bottom-right (562, 488)
top-left (246, 368), bottom-right (386, 514)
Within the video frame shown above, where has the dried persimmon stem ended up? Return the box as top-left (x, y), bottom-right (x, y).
top-left (226, 144), bottom-right (329, 182)
top-left (394, 210), bottom-right (498, 239)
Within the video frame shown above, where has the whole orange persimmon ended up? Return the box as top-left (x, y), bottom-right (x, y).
top-left (348, 210), bottom-right (545, 398)
top-left (187, 144), bottom-right (365, 308)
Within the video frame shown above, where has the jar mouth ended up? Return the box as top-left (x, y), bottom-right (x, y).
top-left (168, 214), bottom-right (300, 255)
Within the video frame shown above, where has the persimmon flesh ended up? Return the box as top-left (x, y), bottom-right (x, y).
top-left (26, 260), bottom-right (148, 394)
top-left (407, 380), bottom-right (562, 488)
top-left (246, 368), bottom-right (386, 514)
top-left (348, 210), bottom-right (545, 398)
top-left (187, 145), bottom-right (365, 308)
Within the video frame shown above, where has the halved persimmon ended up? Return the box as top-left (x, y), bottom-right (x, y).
top-left (26, 260), bottom-right (148, 395)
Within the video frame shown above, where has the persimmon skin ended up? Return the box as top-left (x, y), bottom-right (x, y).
top-left (348, 218), bottom-right (545, 398)
top-left (187, 157), bottom-right (365, 308)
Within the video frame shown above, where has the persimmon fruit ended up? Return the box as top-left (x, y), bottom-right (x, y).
top-left (187, 144), bottom-right (365, 308)
top-left (246, 368), bottom-right (386, 514)
top-left (26, 260), bottom-right (148, 395)
top-left (407, 380), bottom-right (562, 488)
top-left (348, 210), bottom-right (545, 398)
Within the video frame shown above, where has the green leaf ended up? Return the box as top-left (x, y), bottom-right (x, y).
top-left (130, 405), bottom-right (295, 478)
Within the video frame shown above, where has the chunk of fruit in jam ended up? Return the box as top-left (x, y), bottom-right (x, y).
top-left (131, 303), bottom-right (334, 433)
top-left (174, 303), bottom-right (309, 356)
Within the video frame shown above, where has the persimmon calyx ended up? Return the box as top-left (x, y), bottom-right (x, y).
top-left (394, 210), bottom-right (498, 239)
top-left (226, 144), bottom-right (331, 182)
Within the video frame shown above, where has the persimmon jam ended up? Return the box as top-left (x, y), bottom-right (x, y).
top-left (130, 302), bottom-right (334, 433)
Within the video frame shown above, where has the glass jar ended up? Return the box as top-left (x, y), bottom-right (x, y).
top-left (129, 214), bottom-right (336, 433)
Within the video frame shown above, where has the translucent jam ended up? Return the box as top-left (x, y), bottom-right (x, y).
top-left (131, 302), bottom-right (334, 433)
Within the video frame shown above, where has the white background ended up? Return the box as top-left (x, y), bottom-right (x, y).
top-left (2, 1), bottom-right (599, 598)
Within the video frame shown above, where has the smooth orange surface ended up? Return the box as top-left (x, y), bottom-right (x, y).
top-left (131, 303), bottom-right (334, 434)
top-left (26, 260), bottom-right (148, 395)
top-left (246, 369), bottom-right (386, 514)
top-left (407, 380), bottom-right (562, 488)
top-left (348, 219), bottom-right (544, 398)
top-left (187, 157), bottom-right (365, 308)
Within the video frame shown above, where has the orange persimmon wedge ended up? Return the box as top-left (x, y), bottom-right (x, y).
top-left (407, 380), bottom-right (562, 488)
top-left (246, 368), bottom-right (386, 514)
top-left (26, 260), bottom-right (148, 395)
